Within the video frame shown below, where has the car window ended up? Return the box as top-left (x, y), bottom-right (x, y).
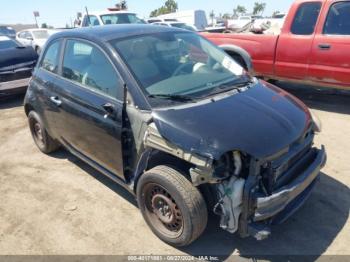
top-left (324, 2), bottom-right (350, 35)
top-left (40, 40), bottom-right (61, 73)
top-left (62, 40), bottom-right (121, 99)
top-left (100, 13), bottom-right (145, 24)
top-left (291, 2), bottom-right (321, 35)
top-left (0, 36), bottom-right (18, 49)
top-left (82, 15), bottom-right (100, 27)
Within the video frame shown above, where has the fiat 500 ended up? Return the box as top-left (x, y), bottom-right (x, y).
top-left (24, 25), bottom-right (326, 246)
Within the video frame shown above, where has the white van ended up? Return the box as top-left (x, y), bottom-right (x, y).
top-left (156, 10), bottom-right (208, 30)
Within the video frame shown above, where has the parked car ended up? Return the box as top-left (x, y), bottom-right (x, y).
top-left (0, 26), bottom-right (16, 39)
top-left (16, 29), bottom-right (52, 54)
top-left (151, 21), bottom-right (197, 31)
top-left (80, 10), bottom-right (146, 27)
top-left (0, 36), bottom-right (37, 96)
top-left (24, 25), bottom-right (326, 246)
top-left (203, 0), bottom-right (350, 89)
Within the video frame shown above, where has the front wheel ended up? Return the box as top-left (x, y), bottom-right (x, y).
top-left (136, 166), bottom-right (208, 246)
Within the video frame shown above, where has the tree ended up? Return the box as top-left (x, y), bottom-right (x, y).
top-left (233, 5), bottom-right (247, 17)
top-left (150, 0), bottom-right (178, 17)
top-left (115, 0), bottom-right (127, 10)
top-left (253, 2), bottom-right (266, 15)
top-left (41, 23), bottom-right (48, 28)
top-left (222, 13), bottom-right (232, 20)
top-left (164, 0), bottom-right (178, 12)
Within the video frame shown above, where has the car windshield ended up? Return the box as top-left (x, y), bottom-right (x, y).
top-left (112, 31), bottom-right (247, 106)
top-left (100, 13), bottom-right (146, 25)
top-left (0, 27), bottom-right (15, 35)
top-left (0, 36), bottom-right (18, 49)
top-left (32, 30), bottom-right (49, 39)
top-left (171, 23), bottom-right (196, 31)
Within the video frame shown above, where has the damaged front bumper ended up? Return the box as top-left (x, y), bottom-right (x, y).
top-left (238, 146), bottom-right (326, 240)
top-left (254, 146), bottom-right (326, 222)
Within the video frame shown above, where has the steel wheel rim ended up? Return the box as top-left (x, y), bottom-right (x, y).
top-left (143, 183), bottom-right (184, 238)
top-left (31, 119), bottom-right (45, 148)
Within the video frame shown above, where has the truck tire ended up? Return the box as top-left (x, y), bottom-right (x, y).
top-left (28, 111), bottom-right (60, 154)
top-left (136, 165), bottom-right (208, 246)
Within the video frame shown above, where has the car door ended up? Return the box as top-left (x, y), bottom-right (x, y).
top-left (274, 1), bottom-right (322, 80)
top-left (52, 39), bottom-right (125, 178)
top-left (32, 39), bottom-right (63, 138)
top-left (19, 31), bottom-right (31, 46)
top-left (308, 0), bottom-right (350, 87)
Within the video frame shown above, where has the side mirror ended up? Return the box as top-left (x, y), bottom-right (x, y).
top-left (220, 44), bottom-right (254, 76)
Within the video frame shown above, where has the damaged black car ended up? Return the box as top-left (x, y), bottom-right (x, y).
top-left (24, 25), bottom-right (326, 246)
top-left (0, 35), bottom-right (38, 96)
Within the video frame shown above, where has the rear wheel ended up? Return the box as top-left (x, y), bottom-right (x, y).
top-left (136, 165), bottom-right (208, 246)
top-left (28, 111), bottom-right (59, 154)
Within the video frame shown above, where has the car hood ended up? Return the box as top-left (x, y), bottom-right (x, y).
top-left (0, 46), bottom-right (38, 70)
top-left (152, 81), bottom-right (311, 160)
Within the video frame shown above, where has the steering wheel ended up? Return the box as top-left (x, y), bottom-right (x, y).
top-left (172, 61), bottom-right (194, 77)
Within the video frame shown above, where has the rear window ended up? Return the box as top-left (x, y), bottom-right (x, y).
top-left (324, 1), bottom-right (350, 35)
top-left (100, 13), bottom-right (145, 24)
top-left (291, 2), bottom-right (321, 35)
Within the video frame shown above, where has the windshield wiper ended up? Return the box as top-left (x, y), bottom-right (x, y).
top-left (205, 78), bottom-right (254, 97)
top-left (148, 94), bottom-right (195, 102)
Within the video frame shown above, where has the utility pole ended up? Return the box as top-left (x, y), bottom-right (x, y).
top-left (33, 11), bottom-right (40, 28)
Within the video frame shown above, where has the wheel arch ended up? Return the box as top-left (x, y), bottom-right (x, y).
top-left (132, 149), bottom-right (194, 193)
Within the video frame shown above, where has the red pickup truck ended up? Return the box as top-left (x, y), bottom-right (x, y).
top-left (203, 0), bottom-right (350, 89)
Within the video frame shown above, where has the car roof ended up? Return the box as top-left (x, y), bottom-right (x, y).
top-left (19, 28), bottom-right (50, 32)
top-left (85, 10), bottom-right (136, 16)
top-left (50, 24), bottom-right (186, 42)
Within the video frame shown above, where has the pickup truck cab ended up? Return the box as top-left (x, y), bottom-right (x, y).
top-left (81, 10), bottom-right (145, 27)
top-left (204, 0), bottom-right (350, 89)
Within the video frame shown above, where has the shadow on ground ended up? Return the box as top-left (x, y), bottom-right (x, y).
top-left (52, 149), bottom-right (349, 260)
top-left (181, 172), bottom-right (349, 260)
top-left (276, 82), bottom-right (350, 115)
top-left (0, 94), bottom-right (25, 110)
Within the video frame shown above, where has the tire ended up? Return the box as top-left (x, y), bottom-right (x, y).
top-left (136, 165), bottom-right (208, 246)
top-left (35, 46), bottom-right (41, 55)
top-left (28, 111), bottom-right (60, 154)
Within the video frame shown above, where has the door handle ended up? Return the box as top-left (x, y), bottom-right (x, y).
top-left (50, 96), bottom-right (62, 107)
top-left (102, 103), bottom-right (117, 119)
top-left (318, 43), bottom-right (331, 50)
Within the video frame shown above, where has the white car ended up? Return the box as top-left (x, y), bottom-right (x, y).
top-left (80, 11), bottom-right (145, 27)
top-left (16, 29), bottom-right (52, 54)
top-left (152, 22), bottom-right (197, 31)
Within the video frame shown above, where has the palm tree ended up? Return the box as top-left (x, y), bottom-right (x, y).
top-left (253, 2), bottom-right (266, 16)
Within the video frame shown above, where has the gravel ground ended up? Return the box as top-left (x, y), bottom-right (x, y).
top-left (0, 82), bottom-right (349, 260)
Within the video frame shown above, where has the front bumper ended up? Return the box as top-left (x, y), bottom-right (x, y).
top-left (254, 146), bottom-right (326, 222)
top-left (239, 146), bottom-right (326, 240)
top-left (0, 78), bottom-right (30, 93)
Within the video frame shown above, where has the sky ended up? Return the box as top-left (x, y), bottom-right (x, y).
top-left (0, 0), bottom-right (295, 27)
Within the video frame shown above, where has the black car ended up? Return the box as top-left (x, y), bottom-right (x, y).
top-left (0, 36), bottom-right (38, 96)
top-left (0, 26), bottom-right (16, 39)
top-left (24, 25), bottom-right (326, 246)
